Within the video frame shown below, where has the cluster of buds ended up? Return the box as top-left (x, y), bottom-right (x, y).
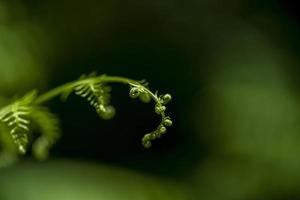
top-left (142, 115), bottom-right (173, 148)
top-left (129, 86), bottom-right (173, 148)
top-left (129, 86), bottom-right (151, 103)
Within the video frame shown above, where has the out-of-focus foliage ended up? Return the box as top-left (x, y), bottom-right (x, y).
top-left (189, 23), bottom-right (300, 199)
top-left (0, 161), bottom-right (191, 200)
top-left (0, 2), bottom-right (50, 95)
top-left (1, 0), bottom-right (300, 199)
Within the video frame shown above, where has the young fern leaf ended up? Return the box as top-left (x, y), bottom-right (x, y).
top-left (0, 72), bottom-right (173, 164)
top-left (0, 91), bottom-right (37, 154)
top-left (74, 73), bottom-right (115, 120)
top-left (30, 107), bottom-right (61, 160)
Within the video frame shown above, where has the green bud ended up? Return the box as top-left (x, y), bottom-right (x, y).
top-left (143, 141), bottom-right (152, 148)
top-left (159, 126), bottom-right (167, 134)
top-left (139, 92), bottom-right (151, 103)
top-left (143, 133), bottom-right (155, 141)
top-left (155, 133), bottom-right (161, 138)
top-left (155, 104), bottom-right (166, 114)
top-left (129, 87), bottom-right (140, 98)
top-left (161, 94), bottom-right (172, 104)
top-left (163, 118), bottom-right (173, 126)
top-left (98, 105), bottom-right (116, 120)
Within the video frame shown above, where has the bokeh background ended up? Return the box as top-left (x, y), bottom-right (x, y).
top-left (1, 0), bottom-right (300, 199)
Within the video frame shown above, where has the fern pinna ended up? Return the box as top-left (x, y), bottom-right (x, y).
top-left (0, 72), bottom-right (173, 165)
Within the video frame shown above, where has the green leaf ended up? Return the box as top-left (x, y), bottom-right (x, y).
top-left (0, 91), bottom-right (37, 154)
top-left (30, 107), bottom-right (61, 160)
top-left (74, 73), bottom-right (115, 120)
top-left (0, 161), bottom-right (191, 200)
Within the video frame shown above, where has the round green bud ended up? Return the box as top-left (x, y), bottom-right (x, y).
top-left (143, 133), bottom-right (155, 141)
top-left (163, 118), bottom-right (173, 127)
top-left (98, 105), bottom-right (116, 120)
top-left (129, 87), bottom-right (140, 98)
top-left (139, 92), bottom-right (151, 103)
top-left (143, 141), bottom-right (152, 149)
top-left (162, 94), bottom-right (172, 104)
top-left (159, 126), bottom-right (167, 134)
top-left (155, 132), bottom-right (161, 138)
top-left (155, 104), bottom-right (166, 114)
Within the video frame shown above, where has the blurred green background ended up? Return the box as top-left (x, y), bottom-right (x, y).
top-left (1, 0), bottom-right (300, 199)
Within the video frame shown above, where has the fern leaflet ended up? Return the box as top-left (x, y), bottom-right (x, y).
top-left (74, 73), bottom-right (115, 119)
top-left (30, 107), bottom-right (61, 160)
top-left (0, 91), bottom-right (36, 154)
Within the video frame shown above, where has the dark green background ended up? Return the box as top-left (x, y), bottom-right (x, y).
top-left (1, 0), bottom-right (300, 199)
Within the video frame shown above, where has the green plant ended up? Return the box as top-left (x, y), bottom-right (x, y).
top-left (0, 73), bottom-right (173, 164)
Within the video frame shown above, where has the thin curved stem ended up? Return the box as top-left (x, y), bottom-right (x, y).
top-left (34, 75), bottom-right (161, 106)
top-left (34, 82), bottom-right (75, 104)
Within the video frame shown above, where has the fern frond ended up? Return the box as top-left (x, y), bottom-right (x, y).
top-left (74, 82), bottom-right (109, 109)
top-left (0, 91), bottom-right (37, 154)
top-left (0, 73), bottom-right (173, 165)
top-left (1, 106), bottom-right (30, 153)
top-left (30, 107), bottom-right (61, 160)
top-left (74, 73), bottom-right (115, 119)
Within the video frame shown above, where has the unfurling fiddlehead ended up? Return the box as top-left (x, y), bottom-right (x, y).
top-left (0, 73), bottom-right (173, 163)
top-left (128, 82), bottom-right (173, 148)
top-left (74, 73), bottom-right (115, 120)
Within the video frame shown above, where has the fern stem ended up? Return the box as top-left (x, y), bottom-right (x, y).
top-left (34, 76), bottom-right (160, 105)
top-left (34, 82), bottom-right (75, 104)
top-left (102, 76), bottom-right (161, 103)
